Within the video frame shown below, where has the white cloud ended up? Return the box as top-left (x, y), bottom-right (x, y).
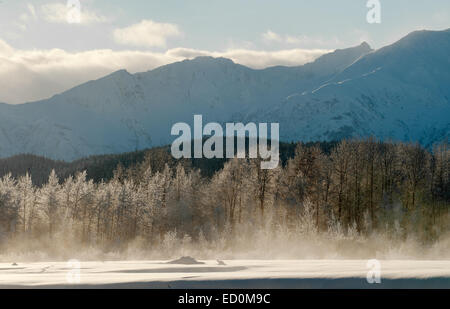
top-left (167, 47), bottom-right (330, 69)
top-left (113, 20), bottom-right (181, 48)
top-left (0, 39), bottom-right (14, 56)
top-left (0, 39), bottom-right (330, 104)
top-left (227, 48), bottom-right (329, 68)
top-left (41, 2), bottom-right (108, 24)
top-left (262, 30), bottom-right (342, 47)
top-left (262, 30), bottom-right (283, 42)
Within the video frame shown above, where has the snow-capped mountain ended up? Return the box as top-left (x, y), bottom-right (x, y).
top-left (0, 29), bottom-right (448, 161)
top-left (252, 29), bottom-right (450, 146)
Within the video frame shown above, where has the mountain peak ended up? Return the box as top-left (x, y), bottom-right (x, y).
top-left (97, 69), bottom-right (132, 83)
top-left (309, 41), bottom-right (373, 73)
top-left (110, 69), bottom-right (130, 76)
top-left (359, 41), bottom-right (372, 51)
top-left (188, 56), bottom-right (235, 65)
top-left (393, 28), bottom-right (450, 47)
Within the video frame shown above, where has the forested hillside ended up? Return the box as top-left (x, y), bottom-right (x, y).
top-left (0, 139), bottom-right (307, 185)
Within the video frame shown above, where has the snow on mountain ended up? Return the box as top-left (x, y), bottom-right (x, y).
top-left (252, 29), bottom-right (450, 146)
top-left (0, 29), bottom-right (448, 161)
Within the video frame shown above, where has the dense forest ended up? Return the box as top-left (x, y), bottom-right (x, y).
top-left (0, 140), bottom-right (304, 185)
top-left (0, 138), bottom-right (448, 260)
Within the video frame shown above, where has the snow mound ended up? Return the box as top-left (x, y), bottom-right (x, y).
top-left (167, 256), bottom-right (204, 265)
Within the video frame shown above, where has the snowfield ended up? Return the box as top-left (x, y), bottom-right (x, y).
top-left (1, 260), bottom-right (449, 288)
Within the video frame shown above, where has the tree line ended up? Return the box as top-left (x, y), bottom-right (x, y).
top-left (0, 138), bottom-right (448, 257)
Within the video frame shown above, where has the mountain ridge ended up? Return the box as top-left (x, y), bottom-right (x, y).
top-left (0, 29), bottom-right (448, 160)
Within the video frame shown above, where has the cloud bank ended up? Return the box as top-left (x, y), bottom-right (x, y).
top-left (113, 20), bottom-right (181, 48)
top-left (0, 39), bottom-right (330, 104)
top-left (262, 30), bottom-right (342, 47)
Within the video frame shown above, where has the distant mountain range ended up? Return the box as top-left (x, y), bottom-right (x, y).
top-left (0, 29), bottom-right (448, 161)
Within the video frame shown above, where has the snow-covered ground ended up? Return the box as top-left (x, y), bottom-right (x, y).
top-left (1, 260), bottom-right (449, 288)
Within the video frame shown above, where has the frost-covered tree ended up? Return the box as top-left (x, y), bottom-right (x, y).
top-left (40, 170), bottom-right (61, 238)
top-left (210, 159), bottom-right (250, 231)
top-left (16, 173), bottom-right (35, 234)
top-left (0, 139), bottom-right (447, 256)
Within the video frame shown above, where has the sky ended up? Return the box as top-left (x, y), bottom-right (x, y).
top-left (0, 0), bottom-right (449, 104)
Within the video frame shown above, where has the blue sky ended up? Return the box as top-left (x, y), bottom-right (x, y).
top-left (1, 0), bottom-right (449, 51)
top-left (0, 0), bottom-right (448, 103)
top-left (104, 0), bottom-right (449, 49)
